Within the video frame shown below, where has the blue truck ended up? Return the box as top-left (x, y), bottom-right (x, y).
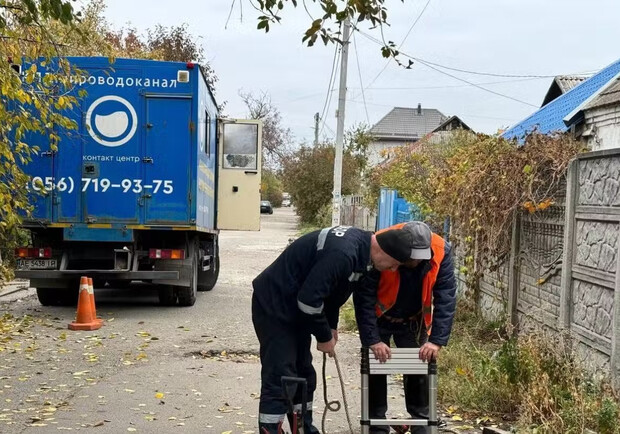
top-left (15, 57), bottom-right (262, 307)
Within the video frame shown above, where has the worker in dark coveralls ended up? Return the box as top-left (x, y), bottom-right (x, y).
top-left (354, 221), bottom-right (457, 434)
top-left (252, 224), bottom-right (423, 434)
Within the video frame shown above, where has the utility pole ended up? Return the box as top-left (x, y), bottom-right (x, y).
top-left (314, 112), bottom-right (320, 146)
top-left (331, 17), bottom-right (351, 227)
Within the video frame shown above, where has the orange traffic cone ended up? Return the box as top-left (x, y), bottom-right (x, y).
top-left (68, 276), bottom-right (101, 331)
top-left (87, 277), bottom-right (103, 325)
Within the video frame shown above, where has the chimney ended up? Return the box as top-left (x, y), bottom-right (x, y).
top-left (417, 103), bottom-right (422, 115)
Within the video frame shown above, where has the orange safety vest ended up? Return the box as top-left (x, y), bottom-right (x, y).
top-left (374, 223), bottom-right (446, 330)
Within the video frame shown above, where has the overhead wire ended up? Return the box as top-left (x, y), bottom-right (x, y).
top-left (352, 32), bottom-right (370, 124)
top-left (362, 0), bottom-right (433, 94)
top-left (356, 30), bottom-right (539, 108)
top-left (318, 42), bottom-right (341, 139)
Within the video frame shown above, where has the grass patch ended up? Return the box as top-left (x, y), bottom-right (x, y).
top-left (439, 300), bottom-right (620, 433)
top-left (297, 223), bottom-right (320, 237)
top-left (340, 298), bottom-right (620, 433)
top-left (339, 299), bottom-right (358, 333)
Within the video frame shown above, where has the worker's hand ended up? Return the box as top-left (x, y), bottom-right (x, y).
top-left (331, 329), bottom-right (338, 343)
top-left (419, 342), bottom-right (441, 362)
top-left (317, 338), bottom-right (336, 357)
top-left (369, 342), bottom-right (391, 363)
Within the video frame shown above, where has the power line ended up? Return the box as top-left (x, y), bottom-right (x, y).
top-left (409, 57), bottom-right (556, 79)
top-left (356, 30), bottom-right (539, 108)
top-left (356, 76), bottom-right (546, 90)
top-left (413, 57), bottom-right (539, 107)
top-left (284, 77), bottom-right (547, 104)
top-left (355, 29), bottom-right (568, 79)
top-left (352, 32), bottom-right (370, 124)
top-left (319, 43), bottom-right (341, 138)
top-left (363, 0), bottom-right (432, 93)
top-left (345, 98), bottom-right (520, 122)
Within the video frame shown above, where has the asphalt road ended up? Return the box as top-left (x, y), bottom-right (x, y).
top-left (0, 207), bottom-right (378, 433)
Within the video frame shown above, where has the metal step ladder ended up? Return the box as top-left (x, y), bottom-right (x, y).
top-left (361, 347), bottom-right (438, 434)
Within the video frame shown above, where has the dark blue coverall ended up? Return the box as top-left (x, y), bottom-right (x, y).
top-left (252, 226), bottom-right (372, 434)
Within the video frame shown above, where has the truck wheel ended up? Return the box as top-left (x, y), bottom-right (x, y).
top-left (177, 255), bottom-right (197, 306)
top-left (57, 287), bottom-right (79, 306)
top-left (198, 252), bottom-right (219, 292)
top-left (36, 288), bottom-right (59, 306)
top-left (158, 285), bottom-right (177, 306)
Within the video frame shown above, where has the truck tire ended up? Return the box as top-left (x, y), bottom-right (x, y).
top-left (36, 287), bottom-right (78, 306)
top-left (57, 287), bottom-right (79, 306)
top-left (36, 288), bottom-right (59, 306)
top-left (158, 285), bottom-right (177, 306)
top-left (177, 255), bottom-right (197, 307)
top-left (198, 253), bottom-right (219, 292)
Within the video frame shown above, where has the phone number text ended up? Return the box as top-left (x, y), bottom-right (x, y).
top-left (28, 177), bottom-right (174, 194)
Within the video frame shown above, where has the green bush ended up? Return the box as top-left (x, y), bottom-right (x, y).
top-left (282, 144), bottom-right (361, 225)
top-left (261, 169), bottom-right (284, 207)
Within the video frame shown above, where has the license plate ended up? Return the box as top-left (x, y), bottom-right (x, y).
top-left (16, 259), bottom-right (57, 270)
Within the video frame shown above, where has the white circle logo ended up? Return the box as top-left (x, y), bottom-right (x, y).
top-left (85, 96), bottom-right (138, 147)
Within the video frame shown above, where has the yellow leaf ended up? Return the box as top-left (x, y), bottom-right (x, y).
top-left (221, 431), bottom-right (232, 434)
top-left (452, 415), bottom-right (463, 421)
top-left (155, 393), bottom-right (164, 399)
top-left (455, 367), bottom-right (466, 376)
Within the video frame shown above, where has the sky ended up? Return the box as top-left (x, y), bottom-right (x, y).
top-left (99, 0), bottom-right (620, 145)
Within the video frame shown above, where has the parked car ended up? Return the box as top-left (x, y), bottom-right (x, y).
top-left (260, 200), bottom-right (274, 214)
top-left (282, 198), bottom-right (291, 207)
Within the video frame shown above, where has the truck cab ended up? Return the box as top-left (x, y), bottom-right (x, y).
top-left (15, 57), bottom-right (261, 306)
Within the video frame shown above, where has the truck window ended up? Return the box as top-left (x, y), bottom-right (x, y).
top-left (222, 123), bottom-right (258, 170)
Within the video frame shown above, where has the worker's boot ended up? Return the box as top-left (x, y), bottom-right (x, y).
top-left (285, 411), bottom-right (319, 434)
top-left (302, 410), bottom-right (320, 434)
top-left (259, 421), bottom-right (284, 434)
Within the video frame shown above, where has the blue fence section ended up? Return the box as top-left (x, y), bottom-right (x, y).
top-left (376, 188), bottom-right (451, 237)
top-left (377, 188), bottom-right (423, 230)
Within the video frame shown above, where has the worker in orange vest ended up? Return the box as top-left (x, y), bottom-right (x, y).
top-left (353, 221), bottom-right (457, 434)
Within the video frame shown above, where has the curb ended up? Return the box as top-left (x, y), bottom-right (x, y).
top-left (482, 427), bottom-right (512, 434)
top-left (0, 285), bottom-right (30, 299)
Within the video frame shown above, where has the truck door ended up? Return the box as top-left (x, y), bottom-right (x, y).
top-left (76, 72), bottom-right (142, 224)
top-left (216, 119), bottom-right (262, 231)
top-left (144, 96), bottom-right (192, 224)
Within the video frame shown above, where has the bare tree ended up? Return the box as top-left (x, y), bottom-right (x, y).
top-left (240, 91), bottom-right (293, 170)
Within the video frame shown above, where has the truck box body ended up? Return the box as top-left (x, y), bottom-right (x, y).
top-left (16, 57), bottom-right (262, 306)
top-left (24, 57), bottom-right (218, 235)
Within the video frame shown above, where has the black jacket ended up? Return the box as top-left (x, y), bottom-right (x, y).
top-left (353, 239), bottom-right (457, 347)
top-left (252, 226), bottom-right (372, 343)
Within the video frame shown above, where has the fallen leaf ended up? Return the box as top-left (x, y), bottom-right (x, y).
top-left (94, 421), bottom-right (104, 427)
top-left (155, 393), bottom-right (164, 399)
top-left (127, 428), bottom-right (137, 432)
top-left (125, 389), bottom-right (135, 393)
top-left (452, 415), bottom-right (463, 421)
